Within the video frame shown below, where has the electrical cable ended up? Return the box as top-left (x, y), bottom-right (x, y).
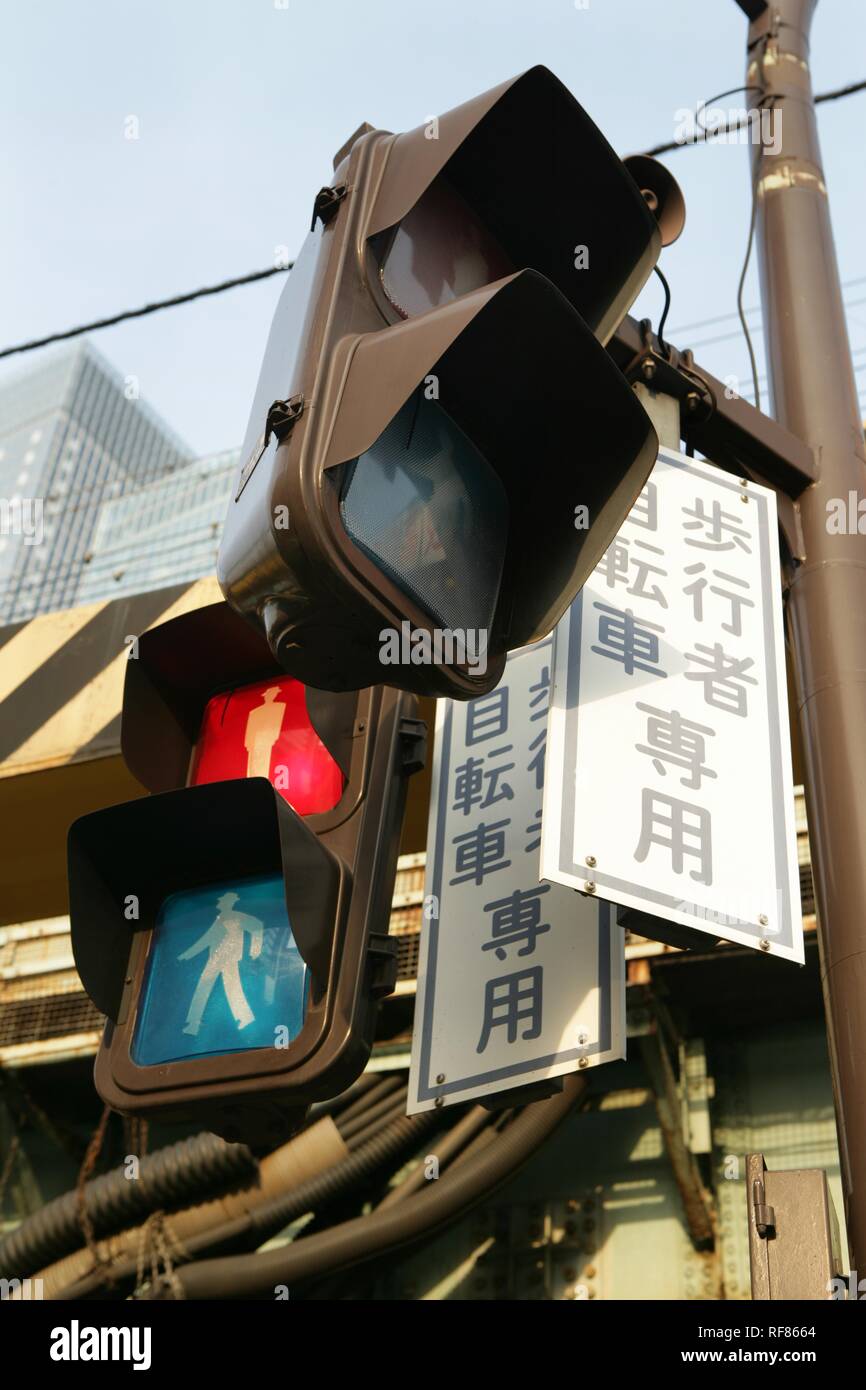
top-left (150, 1074), bottom-right (586, 1300)
top-left (60, 1106), bottom-right (444, 1300)
top-left (12, 1079), bottom-right (390, 1301)
top-left (0, 266), bottom-right (290, 361)
top-left (446, 1104), bottom-right (519, 1168)
top-left (695, 85), bottom-right (765, 138)
top-left (338, 1085), bottom-right (408, 1143)
top-left (242, 1108), bottom-right (442, 1248)
top-left (638, 74), bottom-right (866, 159)
top-left (303, 1106), bottom-right (500, 1300)
top-left (35, 1115), bottom-right (349, 1301)
top-left (678, 363), bottom-right (718, 422)
top-left (0, 1131), bottom-right (257, 1283)
top-left (646, 65), bottom-right (772, 407)
top-left (333, 1075), bottom-right (403, 1131)
top-left (641, 115), bottom-right (750, 158)
top-left (343, 1095), bottom-right (413, 1152)
top-left (305, 1072), bottom-right (381, 1123)
top-left (737, 163), bottom-right (762, 413)
top-left (680, 297), bottom-right (866, 352)
top-left (814, 76), bottom-right (866, 104)
top-left (653, 265), bottom-right (672, 360)
top-left (735, 32), bottom-right (775, 412)
top-left (668, 274), bottom-right (866, 339)
top-left (376, 1104), bottom-right (493, 1209)
top-left (1, 70), bottom-right (864, 366)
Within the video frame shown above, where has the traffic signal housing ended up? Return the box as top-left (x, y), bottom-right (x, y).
top-left (68, 601), bottom-right (425, 1148)
top-left (218, 64), bottom-right (664, 700)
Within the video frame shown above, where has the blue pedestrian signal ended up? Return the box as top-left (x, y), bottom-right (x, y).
top-left (132, 873), bottom-right (308, 1066)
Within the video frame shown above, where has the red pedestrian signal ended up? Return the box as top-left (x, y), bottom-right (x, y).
top-left (68, 601), bottom-right (425, 1147)
top-left (189, 675), bottom-right (344, 816)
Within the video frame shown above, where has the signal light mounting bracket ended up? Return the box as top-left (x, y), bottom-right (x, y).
top-left (613, 313), bottom-right (816, 562)
top-left (622, 318), bottom-right (716, 429)
top-left (611, 314), bottom-right (817, 498)
top-left (366, 931), bottom-right (399, 1000)
top-left (398, 716), bottom-right (427, 775)
top-left (311, 183), bottom-right (348, 230)
top-left (266, 393), bottom-right (305, 442)
top-left (234, 395), bottom-right (305, 503)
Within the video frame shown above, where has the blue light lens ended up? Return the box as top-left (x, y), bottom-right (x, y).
top-left (132, 873), bottom-right (307, 1067)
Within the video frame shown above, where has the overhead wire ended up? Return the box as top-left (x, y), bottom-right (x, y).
top-left (0, 266), bottom-right (290, 362)
top-left (667, 274), bottom-right (866, 340)
top-left (0, 69), bottom-right (864, 364)
top-left (638, 76), bottom-right (866, 159)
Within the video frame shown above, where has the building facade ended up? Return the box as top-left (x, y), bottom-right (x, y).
top-left (77, 447), bottom-right (239, 605)
top-left (0, 341), bottom-right (192, 622)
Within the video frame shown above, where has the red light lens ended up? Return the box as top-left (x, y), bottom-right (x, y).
top-left (189, 677), bottom-right (345, 815)
top-left (378, 177), bottom-right (513, 320)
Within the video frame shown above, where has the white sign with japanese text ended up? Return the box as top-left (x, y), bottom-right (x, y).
top-left (542, 447), bottom-right (804, 963)
top-left (408, 638), bottom-right (626, 1113)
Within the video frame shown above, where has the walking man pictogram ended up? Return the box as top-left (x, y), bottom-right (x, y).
top-left (179, 891), bottom-right (264, 1036)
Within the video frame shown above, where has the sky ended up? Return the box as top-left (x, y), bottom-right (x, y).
top-left (3, 0), bottom-right (866, 457)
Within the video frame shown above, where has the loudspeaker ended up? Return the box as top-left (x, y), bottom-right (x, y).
top-left (624, 155), bottom-right (686, 247)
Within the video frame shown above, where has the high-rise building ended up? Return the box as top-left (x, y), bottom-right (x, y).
top-left (0, 341), bottom-right (192, 622)
top-left (77, 447), bottom-right (240, 604)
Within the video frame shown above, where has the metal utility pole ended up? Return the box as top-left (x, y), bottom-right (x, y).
top-left (744, 0), bottom-right (866, 1272)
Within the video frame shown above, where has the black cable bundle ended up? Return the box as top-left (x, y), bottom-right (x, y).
top-left (0, 1131), bottom-right (257, 1282)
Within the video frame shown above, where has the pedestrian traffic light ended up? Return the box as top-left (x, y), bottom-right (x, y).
top-left (67, 601), bottom-right (425, 1147)
top-left (218, 64), bottom-right (667, 700)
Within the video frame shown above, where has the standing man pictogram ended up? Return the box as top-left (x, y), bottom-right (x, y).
top-left (179, 892), bottom-right (264, 1036)
top-left (244, 687), bottom-right (286, 779)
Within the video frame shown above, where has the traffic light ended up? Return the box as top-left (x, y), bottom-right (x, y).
top-left (218, 64), bottom-right (668, 700)
top-left (67, 601), bottom-right (425, 1148)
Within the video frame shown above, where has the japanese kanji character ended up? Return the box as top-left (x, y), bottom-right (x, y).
top-left (683, 563), bottom-right (755, 637)
top-left (529, 665), bottom-right (551, 721)
top-left (635, 703), bottom-right (717, 791)
top-left (527, 728), bottom-right (546, 791)
top-left (477, 966), bottom-right (543, 1052)
top-left (595, 540), bottom-right (630, 590)
top-left (685, 641), bottom-right (758, 717)
top-left (634, 789), bottom-right (713, 885)
top-left (482, 885), bottom-right (552, 961)
top-left (480, 748), bottom-right (515, 808)
top-left (595, 538), bottom-right (668, 607)
top-left (682, 497), bottom-right (752, 552)
top-left (591, 603), bottom-right (668, 678)
top-left (629, 540), bottom-right (668, 606)
top-left (452, 749), bottom-right (515, 815)
top-left (450, 819), bottom-right (512, 886)
top-left (627, 479), bottom-right (659, 532)
top-left (465, 688), bottom-right (509, 746)
top-left (452, 755), bottom-right (484, 816)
